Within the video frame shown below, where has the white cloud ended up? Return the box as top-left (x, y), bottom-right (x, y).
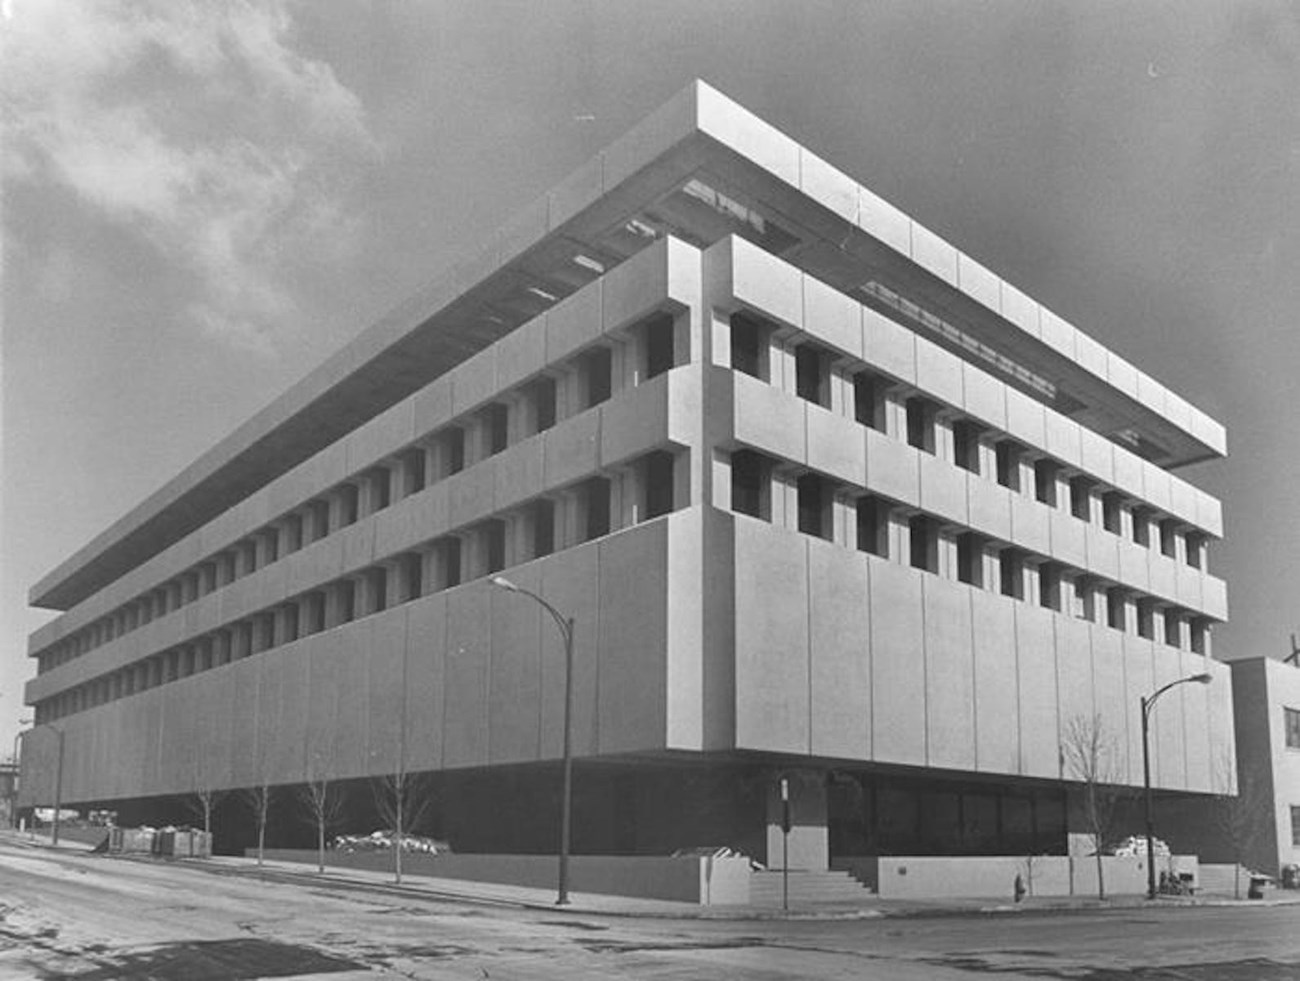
top-left (1, 0), bottom-right (377, 354)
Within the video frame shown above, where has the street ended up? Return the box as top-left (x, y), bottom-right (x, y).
top-left (1, 838), bottom-right (1298, 980)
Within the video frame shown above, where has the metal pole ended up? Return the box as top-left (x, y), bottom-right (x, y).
top-left (1141, 696), bottom-right (1155, 901)
top-left (51, 728), bottom-right (65, 848)
top-left (11, 729), bottom-right (22, 830)
top-left (780, 777), bottom-right (790, 913)
top-left (558, 616), bottom-right (575, 907)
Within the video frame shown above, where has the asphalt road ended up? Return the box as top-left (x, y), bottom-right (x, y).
top-left (1, 839), bottom-right (1298, 980)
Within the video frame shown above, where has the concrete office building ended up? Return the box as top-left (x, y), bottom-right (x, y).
top-left (1227, 658), bottom-right (1300, 876)
top-left (21, 82), bottom-right (1233, 873)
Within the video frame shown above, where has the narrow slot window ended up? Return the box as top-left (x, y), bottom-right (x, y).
top-left (643, 451), bottom-right (675, 519)
top-left (957, 533), bottom-right (983, 587)
top-left (731, 450), bottom-right (768, 519)
top-left (910, 515), bottom-right (938, 573)
top-left (795, 343), bottom-right (830, 407)
top-left (581, 347), bottom-right (612, 408)
top-left (857, 496), bottom-right (889, 558)
top-left (730, 312), bottom-right (764, 379)
top-left (1102, 493), bottom-right (1123, 534)
top-left (643, 312), bottom-right (675, 379)
top-left (1000, 549), bottom-right (1024, 599)
top-left (906, 397), bottom-right (936, 454)
top-left (1034, 459), bottom-right (1058, 507)
top-left (1106, 588), bottom-right (1126, 631)
top-left (953, 421), bottom-right (982, 475)
top-left (853, 371), bottom-right (888, 431)
top-left (797, 473), bottom-right (831, 540)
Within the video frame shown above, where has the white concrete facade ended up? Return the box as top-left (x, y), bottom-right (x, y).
top-left (21, 82), bottom-right (1231, 867)
top-left (1230, 657), bottom-right (1300, 875)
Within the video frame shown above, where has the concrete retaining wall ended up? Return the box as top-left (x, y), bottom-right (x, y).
top-left (846, 854), bottom-right (1199, 899)
top-left (256, 850), bottom-right (751, 905)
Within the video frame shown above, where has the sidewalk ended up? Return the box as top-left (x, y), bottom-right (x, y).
top-left (8, 830), bottom-right (1300, 921)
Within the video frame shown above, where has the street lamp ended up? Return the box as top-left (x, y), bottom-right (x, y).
top-left (490, 575), bottom-right (575, 906)
top-left (11, 719), bottom-right (32, 829)
top-left (1141, 672), bottom-right (1212, 900)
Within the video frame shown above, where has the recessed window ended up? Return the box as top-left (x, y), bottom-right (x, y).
top-left (486, 404), bottom-right (509, 456)
top-left (732, 450), bottom-right (768, 519)
top-left (854, 371), bottom-right (888, 432)
top-left (1071, 577), bottom-right (1095, 622)
top-left (1185, 533), bottom-right (1204, 570)
top-left (795, 343), bottom-right (830, 407)
top-left (910, 515), bottom-right (938, 573)
top-left (1136, 599), bottom-right (1155, 640)
top-left (484, 520), bottom-right (506, 575)
top-left (1291, 806), bottom-right (1300, 846)
top-left (1190, 618), bottom-right (1208, 655)
top-left (1069, 476), bottom-right (1093, 522)
top-left (531, 499), bottom-right (555, 558)
top-left (731, 312), bottom-right (766, 380)
top-left (1286, 707), bottom-right (1300, 749)
top-left (953, 421), bottom-right (982, 475)
top-left (797, 473), bottom-right (831, 540)
top-left (1164, 608), bottom-right (1182, 648)
top-left (957, 533), bottom-right (983, 587)
top-left (581, 347), bottom-right (612, 408)
top-left (580, 476), bottom-right (611, 541)
top-left (1039, 563), bottom-right (1061, 611)
top-left (400, 447), bottom-right (427, 496)
top-left (1132, 507), bottom-right (1152, 547)
top-left (1034, 459), bottom-right (1058, 507)
top-left (857, 496), bottom-right (889, 558)
top-left (528, 376), bottom-right (557, 434)
top-left (642, 312), bottom-right (675, 379)
top-left (1102, 492), bottom-right (1123, 535)
top-left (643, 451), bottom-right (675, 520)
top-left (999, 549), bottom-right (1024, 599)
top-left (1106, 588), bottom-right (1126, 631)
top-left (906, 397), bottom-right (937, 454)
top-left (1159, 519), bottom-right (1178, 559)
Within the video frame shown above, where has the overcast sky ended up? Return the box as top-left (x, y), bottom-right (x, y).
top-left (4, 0), bottom-right (1299, 752)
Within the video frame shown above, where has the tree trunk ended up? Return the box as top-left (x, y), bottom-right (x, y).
top-left (317, 821), bottom-right (325, 874)
top-left (257, 812), bottom-right (266, 868)
top-left (1094, 850), bottom-right (1105, 900)
top-left (394, 795), bottom-right (404, 884)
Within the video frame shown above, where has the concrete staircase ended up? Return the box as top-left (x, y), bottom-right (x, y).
top-left (748, 869), bottom-right (875, 907)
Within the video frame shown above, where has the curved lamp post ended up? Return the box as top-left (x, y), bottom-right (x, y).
top-left (1141, 672), bottom-right (1212, 900)
top-left (490, 575), bottom-right (575, 906)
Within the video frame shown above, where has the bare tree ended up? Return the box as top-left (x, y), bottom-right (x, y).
top-left (1214, 751), bottom-right (1271, 898)
top-left (240, 782), bottom-right (274, 868)
top-left (1062, 713), bottom-right (1127, 900)
top-left (298, 775), bottom-right (346, 874)
top-left (184, 788), bottom-right (224, 837)
top-left (372, 769), bottom-right (435, 884)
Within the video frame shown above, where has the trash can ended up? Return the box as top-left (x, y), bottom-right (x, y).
top-left (1282, 864), bottom-right (1300, 890)
top-left (1248, 875), bottom-right (1268, 899)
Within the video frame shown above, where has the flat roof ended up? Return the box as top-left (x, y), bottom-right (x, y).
top-left (31, 80), bottom-right (1226, 611)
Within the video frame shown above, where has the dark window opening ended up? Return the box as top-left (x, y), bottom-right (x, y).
top-left (1132, 507), bottom-right (1152, 547)
top-left (953, 421), bottom-right (982, 475)
top-left (401, 553), bottom-right (423, 602)
top-left (643, 313), bottom-right (675, 379)
top-left (338, 581), bottom-right (356, 624)
top-left (643, 451), bottom-right (675, 519)
top-left (338, 484), bottom-right (359, 527)
top-left (532, 499), bottom-right (555, 558)
top-left (1106, 588), bottom-right (1126, 631)
top-left (486, 403), bottom-right (509, 456)
top-left (910, 515), bottom-right (938, 573)
top-left (485, 521), bottom-right (506, 575)
top-left (282, 604), bottom-right (299, 644)
top-left (1159, 519), bottom-right (1178, 559)
top-left (1034, 459), bottom-right (1058, 507)
top-left (581, 476), bottom-right (611, 541)
top-left (400, 448), bottom-right (427, 496)
top-left (1163, 608), bottom-right (1181, 648)
top-left (1291, 806), bottom-right (1300, 847)
top-left (581, 347), bottom-right (612, 408)
top-left (303, 592), bottom-right (326, 635)
top-left (795, 343), bottom-right (830, 407)
top-left (439, 538), bottom-right (462, 589)
top-left (309, 500), bottom-right (330, 541)
top-left (957, 533), bottom-right (983, 587)
top-left (797, 473), bottom-right (831, 540)
top-left (1136, 599), bottom-right (1155, 639)
top-left (731, 312), bottom-right (765, 379)
top-left (370, 468), bottom-right (392, 512)
top-left (1190, 618), bottom-right (1208, 655)
top-left (732, 450), bottom-right (768, 519)
top-left (1039, 563), bottom-right (1061, 610)
top-left (1185, 533), bottom-right (1204, 569)
top-left (284, 514), bottom-right (303, 553)
top-left (446, 428), bottom-right (466, 475)
top-left (530, 376), bottom-right (557, 434)
top-left (853, 371), bottom-right (888, 431)
top-left (1000, 549), bottom-right (1024, 599)
top-left (906, 397), bottom-right (936, 454)
top-left (857, 496), bottom-right (889, 558)
top-left (1069, 476), bottom-right (1093, 521)
top-left (1102, 492), bottom-right (1123, 535)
